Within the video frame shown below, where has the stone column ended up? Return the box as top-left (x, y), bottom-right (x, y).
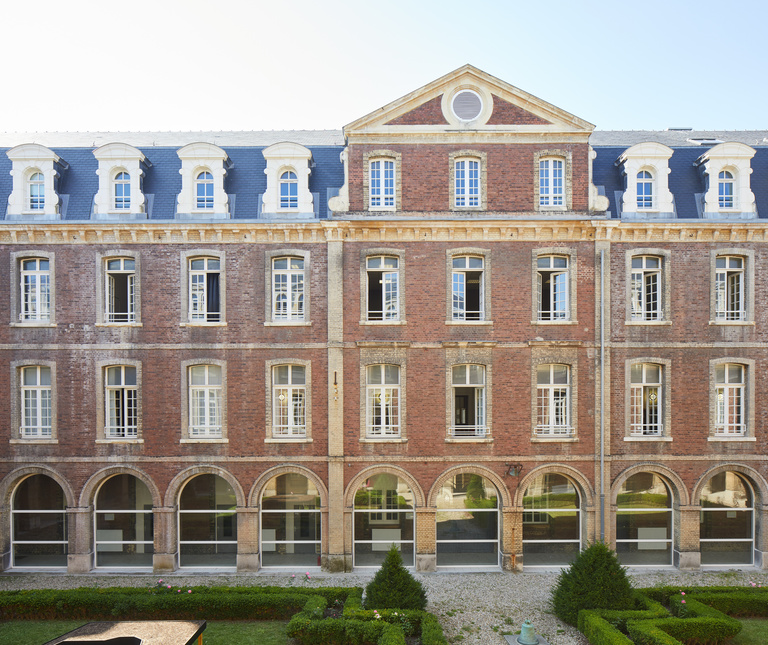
top-left (755, 503), bottom-right (768, 569)
top-left (0, 502), bottom-right (10, 571)
top-left (67, 506), bottom-right (93, 573)
top-left (415, 508), bottom-right (436, 572)
top-left (676, 505), bottom-right (701, 570)
top-left (237, 507), bottom-right (260, 572)
top-left (501, 508), bottom-right (520, 571)
top-left (153, 506), bottom-right (177, 573)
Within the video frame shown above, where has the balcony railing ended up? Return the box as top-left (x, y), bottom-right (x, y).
top-left (451, 425), bottom-right (487, 437)
top-left (630, 424), bottom-right (663, 436)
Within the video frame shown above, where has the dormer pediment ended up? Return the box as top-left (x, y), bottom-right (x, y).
top-left (344, 64), bottom-right (594, 143)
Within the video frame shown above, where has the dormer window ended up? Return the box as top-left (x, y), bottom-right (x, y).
top-left (93, 143), bottom-right (147, 218)
top-left (6, 144), bottom-right (63, 219)
top-left (636, 171), bottom-right (653, 209)
top-left (114, 172), bottom-right (131, 209)
top-left (176, 143), bottom-right (230, 218)
top-left (718, 171), bottom-right (734, 208)
top-left (28, 172), bottom-right (45, 210)
top-left (196, 171), bottom-right (214, 209)
top-left (280, 171), bottom-right (298, 208)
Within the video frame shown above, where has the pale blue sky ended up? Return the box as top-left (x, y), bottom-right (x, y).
top-left (2, 0), bottom-right (766, 133)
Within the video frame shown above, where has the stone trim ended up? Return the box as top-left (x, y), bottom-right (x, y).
top-left (163, 465), bottom-right (247, 508)
top-left (363, 149), bottom-right (402, 211)
top-left (708, 357), bottom-right (755, 440)
top-left (180, 359), bottom-right (227, 442)
top-left (514, 465), bottom-right (595, 508)
top-left (359, 247), bottom-right (406, 323)
top-left (624, 357), bottom-right (672, 440)
top-left (444, 347), bottom-right (493, 442)
top-left (624, 248), bottom-right (671, 323)
top-left (610, 464), bottom-right (689, 506)
top-left (264, 248), bottom-right (311, 324)
top-left (531, 246), bottom-right (577, 324)
top-left (79, 465), bottom-right (162, 508)
top-left (264, 358), bottom-right (312, 443)
top-left (448, 150), bottom-right (487, 211)
top-left (95, 358), bottom-right (143, 442)
top-left (709, 248), bottom-right (755, 324)
top-left (359, 347), bottom-right (407, 442)
top-left (445, 246), bottom-right (492, 323)
top-left (10, 250), bottom-right (56, 327)
top-left (428, 464), bottom-right (511, 507)
top-left (534, 149), bottom-right (573, 212)
top-left (10, 359), bottom-right (57, 442)
top-left (249, 465), bottom-right (328, 508)
top-left (344, 464), bottom-right (425, 508)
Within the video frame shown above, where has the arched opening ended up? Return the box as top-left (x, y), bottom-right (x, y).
top-left (616, 472), bottom-right (673, 566)
top-left (354, 473), bottom-right (414, 567)
top-left (436, 473), bottom-right (499, 568)
top-left (94, 474), bottom-right (153, 568)
top-left (700, 471), bottom-right (754, 566)
top-left (260, 473), bottom-right (321, 568)
top-left (522, 473), bottom-right (581, 566)
top-left (11, 474), bottom-right (67, 568)
top-left (178, 474), bottom-right (236, 568)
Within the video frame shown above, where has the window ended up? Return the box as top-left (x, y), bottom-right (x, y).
top-left (536, 364), bottom-right (571, 435)
top-left (636, 171), bottom-right (653, 209)
top-left (616, 472), bottom-right (673, 566)
top-left (366, 255), bottom-right (399, 321)
top-left (105, 366), bottom-right (138, 439)
top-left (369, 159), bottom-right (395, 209)
top-left (188, 365), bottom-right (222, 437)
top-left (630, 363), bottom-right (662, 436)
top-left (272, 257), bottom-right (305, 321)
top-left (20, 366), bottom-right (52, 438)
top-left (455, 159), bottom-right (480, 208)
top-left (28, 172), bottom-right (45, 210)
top-left (523, 473), bottom-right (581, 566)
top-left (631, 256), bottom-right (662, 321)
top-left (279, 171), bottom-right (298, 208)
top-left (700, 471), bottom-right (754, 566)
top-left (105, 258), bottom-right (136, 323)
top-left (20, 258), bottom-right (51, 322)
top-left (451, 365), bottom-right (486, 437)
top-left (718, 171), bottom-right (734, 208)
top-left (539, 158), bottom-right (563, 207)
top-left (537, 255), bottom-right (568, 321)
top-left (195, 171), bottom-right (214, 209)
top-left (715, 256), bottom-right (745, 321)
top-left (113, 171), bottom-right (131, 209)
top-left (189, 257), bottom-right (221, 322)
top-left (715, 364), bottom-right (745, 436)
top-left (452, 256), bottom-right (484, 321)
top-left (11, 474), bottom-right (67, 568)
top-left (366, 365), bottom-right (400, 437)
top-left (272, 365), bottom-right (306, 437)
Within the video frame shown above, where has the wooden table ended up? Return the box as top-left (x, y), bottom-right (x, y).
top-left (44, 620), bottom-right (206, 645)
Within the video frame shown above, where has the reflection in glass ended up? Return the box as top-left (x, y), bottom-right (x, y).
top-left (616, 473), bottom-right (672, 566)
top-left (12, 475), bottom-right (67, 567)
top-left (179, 475), bottom-right (237, 567)
top-left (523, 473), bottom-right (580, 566)
top-left (700, 471), bottom-right (754, 565)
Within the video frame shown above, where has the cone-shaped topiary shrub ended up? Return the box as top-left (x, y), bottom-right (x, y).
top-left (364, 544), bottom-right (427, 610)
top-left (551, 541), bottom-right (635, 625)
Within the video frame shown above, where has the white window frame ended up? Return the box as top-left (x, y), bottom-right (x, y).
top-left (697, 142), bottom-right (756, 216)
top-left (451, 255), bottom-right (484, 321)
top-left (176, 142), bottom-right (229, 217)
top-left (624, 358), bottom-right (672, 442)
top-left (113, 171), bottom-right (131, 210)
top-left (28, 171), bottom-right (45, 211)
top-left (95, 360), bottom-right (142, 443)
top-left (20, 365), bottom-right (52, 439)
top-left (188, 364), bottom-right (223, 438)
top-left (450, 364), bottom-right (487, 438)
top-left (265, 249), bottom-right (310, 326)
top-left (536, 254), bottom-right (570, 322)
top-left (195, 171), bottom-right (214, 210)
top-left (631, 255), bottom-right (662, 321)
top-left (181, 359), bottom-right (227, 443)
top-left (539, 157), bottom-right (564, 208)
top-left (271, 365), bottom-right (307, 437)
top-left (366, 255), bottom-right (400, 321)
top-left (19, 257), bottom-right (52, 323)
top-left (535, 364), bottom-right (572, 436)
top-left (181, 250), bottom-right (226, 325)
top-left (265, 359), bottom-right (312, 443)
top-left (6, 144), bottom-right (61, 219)
top-left (272, 256), bottom-right (305, 322)
top-left (279, 170), bottom-right (298, 209)
top-left (261, 143), bottom-right (314, 214)
top-left (718, 170), bottom-right (735, 209)
top-left (11, 360), bottom-right (57, 443)
top-left (105, 257), bottom-right (136, 323)
top-left (93, 143), bottom-right (147, 217)
top-left (636, 170), bottom-right (654, 209)
top-left (454, 158), bottom-right (480, 208)
top-left (366, 365), bottom-right (401, 437)
top-left (104, 365), bottom-right (138, 439)
top-left (715, 363), bottom-right (746, 436)
top-left (715, 255), bottom-right (745, 322)
top-left (364, 150), bottom-right (401, 212)
top-left (630, 363), bottom-right (663, 436)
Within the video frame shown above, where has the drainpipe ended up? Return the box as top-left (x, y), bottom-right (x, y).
top-left (599, 248), bottom-right (606, 542)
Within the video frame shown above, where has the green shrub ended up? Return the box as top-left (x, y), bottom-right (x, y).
top-left (364, 544), bottom-right (427, 610)
top-left (378, 622), bottom-right (407, 645)
top-left (579, 610), bottom-right (634, 645)
top-left (551, 542), bottom-right (634, 625)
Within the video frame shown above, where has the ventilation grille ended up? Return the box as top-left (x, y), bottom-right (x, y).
top-left (452, 91), bottom-right (482, 121)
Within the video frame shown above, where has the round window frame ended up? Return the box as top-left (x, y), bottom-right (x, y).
top-left (451, 89), bottom-right (484, 122)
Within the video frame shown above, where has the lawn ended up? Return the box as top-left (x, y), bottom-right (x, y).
top-left (0, 620), bottom-right (289, 645)
top-left (730, 618), bottom-right (768, 645)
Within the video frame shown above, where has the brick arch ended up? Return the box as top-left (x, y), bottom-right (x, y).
top-left (163, 465), bottom-right (246, 508)
top-left (691, 463), bottom-right (768, 506)
top-left (428, 464), bottom-right (511, 508)
top-left (0, 466), bottom-right (76, 509)
top-left (514, 464), bottom-right (595, 508)
top-left (610, 463), bottom-right (689, 507)
top-left (249, 465), bottom-right (328, 508)
top-left (344, 465), bottom-right (425, 508)
top-left (79, 466), bottom-right (162, 509)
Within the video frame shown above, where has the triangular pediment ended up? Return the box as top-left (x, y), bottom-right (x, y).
top-left (345, 65), bottom-right (594, 141)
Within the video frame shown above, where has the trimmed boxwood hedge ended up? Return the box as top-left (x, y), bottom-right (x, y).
top-left (0, 586), bottom-right (354, 621)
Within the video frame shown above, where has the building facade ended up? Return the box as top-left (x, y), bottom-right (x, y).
top-left (1, 66), bottom-right (767, 573)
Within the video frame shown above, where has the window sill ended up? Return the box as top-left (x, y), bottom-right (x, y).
top-left (445, 320), bottom-right (493, 326)
top-left (360, 437), bottom-right (406, 443)
top-left (10, 322), bottom-right (56, 328)
top-left (360, 320), bottom-right (406, 325)
top-left (708, 435), bottom-right (755, 442)
top-left (264, 321), bottom-right (312, 327)
top-left (10, 438), bottom-right (57, 444)
top-left (451, 206), bottom-right (484, 212)
top-left (368, 207), bottom-right (397, 212)
top-left (96, 439), bottom-right (143, 444)
top-left (180, 322), bottom-right (227, 327)
top-left (265, 437), bottom-right (313, 443)
top-left (445, 436), bottom-right (493, 443)
top-left (531, 320), bottom-right (578, 325)
top-left (624, 436), bottom-right (673, 442)
top-left (180, 438), bottom-right (228, 443)
top-left (95, 322), bottom-right (143, 327)
top-left (625, 320), bottom-right (672, 326)
top-left (538, 205), bottom-right (567, 212)
top-left (531, 435), bottom-right (577, 443)
top-left (708, 320), bottom-right (755, 326)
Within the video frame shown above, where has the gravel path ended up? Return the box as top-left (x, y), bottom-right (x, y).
top-left (1, 569), bottom-right (766, 644)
